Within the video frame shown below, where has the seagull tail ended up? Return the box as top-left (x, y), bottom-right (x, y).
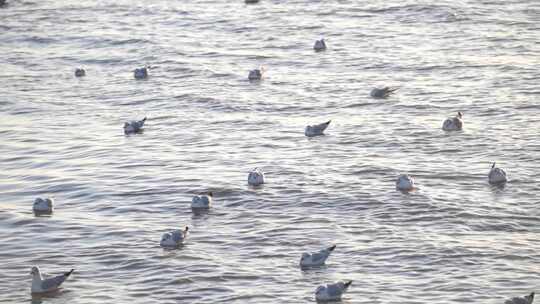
top-left (142, 117), bottom-right (147, 122)
top-left (64, 269), bottom-right (74, 277)
top-left (328, 244), bottom-right (336, 252)
top-left (344, 280), bottom-right (352, 288)
top-left (491, 162), bottom-right (496, 169)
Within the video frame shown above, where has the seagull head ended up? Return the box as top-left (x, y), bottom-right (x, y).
top-left (491, 162), bottom-right (496, 169)
top-left (30, 266), bottom-right (40, 276)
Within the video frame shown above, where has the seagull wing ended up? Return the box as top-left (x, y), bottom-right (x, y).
top-left (325, 283), bottom-right (343, 297)
top-left (40, 270), bottom-right (73, 291)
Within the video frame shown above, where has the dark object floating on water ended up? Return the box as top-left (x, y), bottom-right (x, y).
top-left (0, 0), bottom-right (7, 7)
top-left (124, 117), bottom-right (147, 134)
top-left (314, 39), bottom-right (327, 51)
top-left (370, 86), bottom-right (398, 98)
top-left (504, 292), bottom-right (535, 304)
top-left (74, 68), bottom-right (86, 77)
top-left (245, 0), bottom-right (259, 4)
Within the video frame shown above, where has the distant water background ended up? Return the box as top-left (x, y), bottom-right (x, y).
top-left (1, 0), bottom-right (539, 303)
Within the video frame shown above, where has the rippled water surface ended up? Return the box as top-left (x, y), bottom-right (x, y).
top-left (1, 0), bottom-right (540, 303)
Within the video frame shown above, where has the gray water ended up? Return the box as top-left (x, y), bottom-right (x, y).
top-left (1, 0), bottom-right (539, 303)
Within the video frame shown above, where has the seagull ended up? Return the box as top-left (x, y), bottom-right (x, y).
top-left (248, 67), bottom-right (265, 81)
top-left (124, 117), bottom-right (147, 134)
top-left (442, 111), bottom-right (463, 131)
top-left (370, 87), bottom-right (398, 98)
top-left (396, 174), bottom-right (414, 191)
top-left (313, 39), bottom-right (327, 51)
top-left (160, 227), bottom-right (189, 248)
top-left (315, 280), bottom-right (352, 302)
top-left (300, 245), bottom-right (336, 267)
top-left (30, 266), bottom-right (74, 294)
top-left (305, 120), bottom-right (331, 137)
top-left (74, 68), bottom-right (86, 77)
top-left (505, 292), bottom-right (535, 304)
top-left (248, 168), bottom-right (265, 186)
top-left (134, 67), bottom-right (148, 79)
top-left (33, 198), bottom-right (53, 213)
top-left (488, 162), bottom-right (507, 184)
top-left (191, 192), bottom-right (213, 209)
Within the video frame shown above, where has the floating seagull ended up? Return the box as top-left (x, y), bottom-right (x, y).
top-left (134, 67), bottom-right (148, 79)
top-left (315, 280), bottom-right (352, 302)
top-left (396, 174), bottom-right (414, 191)
top-left (300, 245), bottom-right (336, 267)
top-left (160, 227), bottom-right (189, 248)
top-left (248, 67), bottom-right (265, 81)
top-left (191, 192), bottom-right (213, 209)
top-left (442, 111), bottom-right (463, 131)
top-left (248, 168), bottom-right (265, 186)
top-left (313, 39), bottom-right (327, 51)
top-left (74, 68), bottom-right (86, 77)
top-left (123, 117), bottom-right (147, 134)
top-left (505, 292), bottom-right (535, 304)
top-left (30, 266), bottom-right (74, 294)
top-left (488, 162), bottom-right (507, 184)
top-left (370, 87), bottom-right (398, 98)
top-left (305, 120), bottom-right (331, 137)
top-left (33, 198), bottom-right (53, 214)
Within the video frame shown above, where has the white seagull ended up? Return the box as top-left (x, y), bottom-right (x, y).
top-left (488, 162), bottom-right (507, 184)
top-left (370, 87), bottom-right (398, 98)
top-left (505, 292), bottom-right (535, 304)
top-left (248, 67), bottom-right (265, 81)
top-left (313, 39), bottom-right (327, 51)
top-left (160, 227), bottom-right (189, 248)
top-left (74, 68), bottom-right (86, 77)
top-left (396, 174), bottom-right (414, 191)
top-left (30, 266), bottom-right (74, 294)
top-left (124, 117), bottom-right (147, 134)
top-left (33, 198), bottom-right (53, 213)
top-left (442, 111), bottom-right (463, 131)
top-left (300, 245), bottom-right (336, 267)
top-left (315, 280), bottom-right (352, 302)
top-left (248, 168), bottom-right (265, 186)
top-left (134, 67), bottom-right (148, 79)
top-left (191, 192), bottom-right (213, 209)
top-left (305, 120), bottom-right (331, 137)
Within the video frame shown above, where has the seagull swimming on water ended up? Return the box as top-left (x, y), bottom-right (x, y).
top-left (124, 117), bottom-right (146, 134)
top-left (370, 87), bottom-right (398, 98)
top-left (305, 120), bottom-right (331, 137)
top-left (191, 192), bottom-right (213, 209)
top-left (488, 162), bottom-right (507, 184)
top-left (505, 292), bottom-right (535, 304)
top-left (313, 39), bottom-right (327, 51)
top-left (33, 198), bottom-right (53, 213)
top-left (248, 168), bottom-right (265, 186)
top-left (160, 227), bottom-right (189, 248)
top-left (30, 266), bottom-right (74, 294)
top-left (396, 174), bottom-right (415, 191)
top-left (442, 111), bottom-right (463, 131)
top-left (300, 245), bottom-right (336, 267)
top-left (315, 280), bottom-right (352, 302)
